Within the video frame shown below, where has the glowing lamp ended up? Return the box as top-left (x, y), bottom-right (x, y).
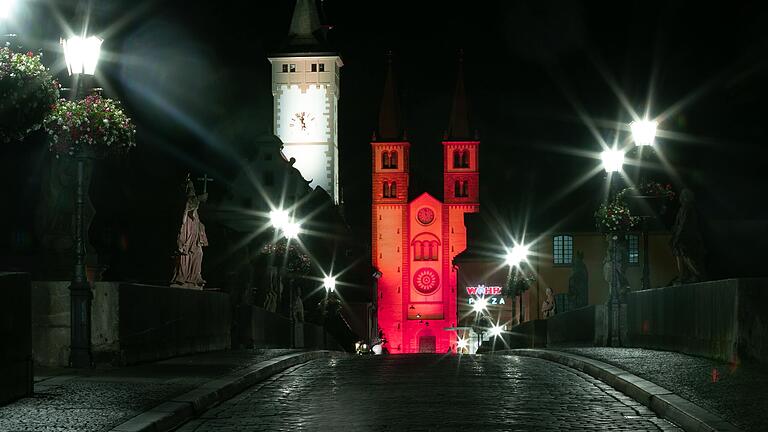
top-left (505, 243), bottom-right (530, 268)
top-left (61, 36), bottom-right (103, 76)
top-left (269, 209), bottom-right (290, 230)
top-left (323, 275), bottom-right (336, 293)
top-left (601, 149), bottom-right (625, 173)
top-left (283, 221), bottom-right (301, 239)
top-left (472, 297), bottom-right (488, 313)
top-left (0, 0), bottom-right (16, 19)
top-left (457, 337), bottom-right (468, 350)
top-left (489, 325), bottom-right (503, 338)
top-left (630, 119), bottom-right (657, 147)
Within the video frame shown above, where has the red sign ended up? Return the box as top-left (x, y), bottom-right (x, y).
top-left (466, 285), bottom-right (502, 296)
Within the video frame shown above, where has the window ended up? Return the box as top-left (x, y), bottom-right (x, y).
top-left (382, 151), bottom-right (398, 169)
top-left (289, 64), bottom-right (296, 72)
top-left (263, 171), bottom-right (274, 187)
top-left (390, 181), bottom-right (397, 197)
top-left (453, 151), bottom-right (461, 168)
top-left (390, 151), bottom-right (398, 168)
top-left (455, 180), bottom-right (468, 197)
top-left (627, 234), bottom-right (640, 265)
top-left (413, 240), bottom-right (439, 261)
top-left (311, 63), bottom-right (317, 72)
top-left (382, 152), bottom-right (390, 169)
top-left (553, 235), bottom-right (573, 265)
top-left (461, 150), bottom-right (470, 168)
top-left (319, 63), bottom-right (325, 72)
top-left (282, 64), bottom-right (288, 73)
top-left (382, 182), bottom-right (390, 198)
top-left (383, 181), bottom-right (397, 198)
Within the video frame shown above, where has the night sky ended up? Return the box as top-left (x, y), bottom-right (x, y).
top-left (2, 1), bottom-right (767, 278)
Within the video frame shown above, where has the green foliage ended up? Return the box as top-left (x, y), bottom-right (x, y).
top-left (504, 271), bottom-right (536, 298)
top-left (0, 48), bottom-right (60, 143)
top-left (261, 238), bottom-right (312, 275)
top-left (595, 188), bottom-right (640, 234)
top-left (45, 94), bottom-right (136, 158)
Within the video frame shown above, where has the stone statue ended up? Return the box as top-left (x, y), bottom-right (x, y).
top-left (568, 251), bottom-right (589, 308)
top-left (170, 175), bottom-right (209, 289)
top-left (263, 265), bottom-right (282, 312)
top-left (541, 287), bottom-right (555, 318)
top-left (670, 188), bottom-right (706, 283)
top-left (603, 235), bottom-right (631, 300)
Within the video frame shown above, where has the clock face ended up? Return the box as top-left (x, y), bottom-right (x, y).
top-left (276, 85), bottom-right (328, 143)
top-left (417, 207), bottom-right (435, 225)
top-left (289, 111), bottom-right (316, 133)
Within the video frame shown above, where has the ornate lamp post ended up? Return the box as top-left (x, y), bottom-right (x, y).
top-left (601, 150), bottom-right (624, 347)
top-left (269, 208), bottom-right (304, 348)
top-left (505, 243), bottom-right (529, 325)
top-left (629, 119), bottom-right (658, 290)
top-left (63, 34), bottom-right (102, 368)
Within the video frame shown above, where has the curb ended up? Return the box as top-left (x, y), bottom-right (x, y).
top-left (109, 350), bottom-right (344, 432)
top-left (503, 349), bottom-right (741, 432)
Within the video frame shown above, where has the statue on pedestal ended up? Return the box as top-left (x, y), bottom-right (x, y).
top-left (170, 175), bottom-right (208, 289)
top-left (568, 251), bottom-right (589, 308)
top-left (671, 188), bottom-right (706, 283)
top-left (603, 235), bottom-right (630, 300)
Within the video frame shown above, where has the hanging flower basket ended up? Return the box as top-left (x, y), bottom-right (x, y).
top-left (261, 238), bottom-right (311, 275)
top-left (45, 94), bottom-right (136, 158)
top-left (595, 189), bottom-right (640, 234)
top-left (0, 48), bottom-right (61, 143)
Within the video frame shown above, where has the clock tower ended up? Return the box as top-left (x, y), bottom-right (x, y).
top-left (269, 0), bottom-right (343, 203)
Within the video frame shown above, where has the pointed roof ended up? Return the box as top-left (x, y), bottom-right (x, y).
top-left (445, 51), bottom-right (472, 140)
top-left (376, 52), bottom-right (404, 141)
top-left (273, 0), bottom-right (336, 55)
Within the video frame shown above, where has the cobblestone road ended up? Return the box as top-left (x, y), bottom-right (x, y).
top-left (178, 355), bottom-right (681, 431)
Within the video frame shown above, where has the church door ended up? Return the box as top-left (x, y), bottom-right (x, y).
top-left (418, 336), bottom-right (436, 353)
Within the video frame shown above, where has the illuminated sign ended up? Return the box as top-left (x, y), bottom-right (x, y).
top-left (465, 285), bottom-right (506, 305)
top-left (466, 285), bottom-right (502, 296)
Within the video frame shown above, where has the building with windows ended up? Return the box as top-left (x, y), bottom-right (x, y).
top-left (454, 213), bottom-right (678, 330)
top-left (372, 56), bottom-right (479, 354)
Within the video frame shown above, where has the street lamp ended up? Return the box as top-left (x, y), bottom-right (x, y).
top-left (505, 243), bottom-right (529, 268)
top-left (630, 119), bottom-right (657, 147)
top-left (0, 0), bottom-right (15, 20)
top-left (63, 33), bottom-right (102, 368)
top-left (601, 148), bottom-right (625, 173)
top-left (489, 324), bottom-right (503, 338)
top-left (472, 296), bottom-right (488, 314)
top-left (323, 275), bottom-right (336, 293)
top-left (269, 208), bottom-right (290, 230)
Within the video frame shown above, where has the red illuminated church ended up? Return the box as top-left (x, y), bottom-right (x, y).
top-left (372, 56), bottom-right (479, 354)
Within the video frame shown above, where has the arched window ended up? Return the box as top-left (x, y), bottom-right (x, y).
top-left (382, 181), bottom-right (390, 198)
top-left (431, 241), bottom-right (439, 260)
top-left (390, 181), bottom-right (397, 197)
top-left (454, 180), bottom-right (461, 197)
top-left (462, 181), bottom-right (469, 197)
top-left (382, 152), bottom-right (390, 169)
top-left (413, 241), bottom-right (423, 260)
top-left (390, 151), bottom-right (398, 168)
top-left (453, 150), bottom-right (461, 168)
top-left (461, 150), bottom-right (470, 168)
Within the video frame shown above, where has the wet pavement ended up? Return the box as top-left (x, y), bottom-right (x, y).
top-left (0, 349), bottom-right (296, 432)
top-left (178, 354), bottom-right (681, 432)
top-left (561, 347), bottom-right (768, 432)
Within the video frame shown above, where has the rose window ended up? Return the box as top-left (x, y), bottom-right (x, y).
top-left (413, 268), bottom-right (440, 294)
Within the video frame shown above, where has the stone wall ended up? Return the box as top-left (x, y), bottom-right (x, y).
top-left (546, 304), bottom-right (608, 347)
top-left (625, 278), bottom-right (768, 363)
top-left (237, 305), bottom-right (342, 350)
top-left (31, 282), bottom-right (231, 366)
top-left (0, 273), bottom-right (32, 405)
top-left (501, 319), bottom-right (548, 349)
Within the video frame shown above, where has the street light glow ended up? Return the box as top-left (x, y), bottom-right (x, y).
top-left (457, 337), bottom-right (468, 350)
top-left (472, 297), bottom-right (488, 313)
top-left (323, 275), bottom-right (336, 292)
top-left (0, 0), bottom-right (15, 19)
top-left (61, 36), bottom-right (103, 76)
top-left (601, 149), bottom-right (625, 173)
top-left (269, 209), bottom-right (290, 230)
top-left (489, 325), bottom-right (503, 338)
top-left (505, 243), bottom-right (530, 268)
top-left (630, 119), bottom-right (658, 146)
top-left (282, 221), bottom-right (301, 239)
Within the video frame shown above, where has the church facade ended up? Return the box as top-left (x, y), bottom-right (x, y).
top-left (372, 58), bottom-right (479, 354)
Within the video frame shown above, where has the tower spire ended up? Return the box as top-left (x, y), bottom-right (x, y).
top-left (287, 0), bottom-right (322, 47)
top-left (377, 51), bottom-right (403, 141)
top-left (446, 50), bottom-right (471, 140)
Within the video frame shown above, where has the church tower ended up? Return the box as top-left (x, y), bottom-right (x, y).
top-left (371, 55), bottom-right (409, 353)
top-left (268, 0), bottom-right (343, 203)
top-left (373, 53), bottom-right (479, 354)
